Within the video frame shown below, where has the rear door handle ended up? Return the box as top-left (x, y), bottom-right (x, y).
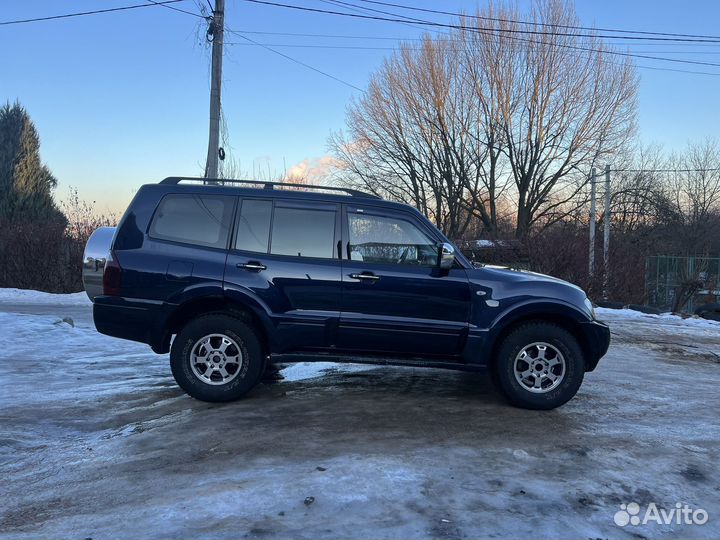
top-left (350, 272), bottom-right (380, 281)
top-left (237, 261), bottom-right (267, 271)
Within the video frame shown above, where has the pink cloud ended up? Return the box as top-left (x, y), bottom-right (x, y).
top-left (285, 155), bottom-right (341, 184)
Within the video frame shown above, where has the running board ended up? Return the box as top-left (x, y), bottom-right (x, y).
top-left (270, 353), bottom-right (485, 372)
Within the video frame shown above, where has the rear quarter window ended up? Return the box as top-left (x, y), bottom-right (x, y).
top-left (149, 194), bottom-right (234, 249)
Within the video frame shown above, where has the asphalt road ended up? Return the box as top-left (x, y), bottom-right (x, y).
top-left (0, 300), bottom-right (718, 539)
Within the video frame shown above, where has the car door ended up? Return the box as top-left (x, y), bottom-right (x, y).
top-left (337, 204), bottom-right (472, 356)
top-left (224, 197), bottom-right (342, 352)
top-left (120, 192), bottom-right (235, 303)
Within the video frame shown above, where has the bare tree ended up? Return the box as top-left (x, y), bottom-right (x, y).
top-left (330, 38), bottom-right (487, 238)
top-left (608, 144), bottom-right (672, 234)
top-left (668, 138), bottom-right (720, 254)
top-left (331, 0), bottom-right (638, 239)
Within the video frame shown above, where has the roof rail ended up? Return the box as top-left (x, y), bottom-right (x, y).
top-left (159, 176), bottom-right (380, 199)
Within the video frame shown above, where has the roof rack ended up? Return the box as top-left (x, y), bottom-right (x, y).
top-left (159, 176), bottom-right (380, 199)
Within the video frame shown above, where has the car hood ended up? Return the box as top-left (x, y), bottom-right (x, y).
top-left (464, 263), bottom-right (591, 316)
top-left (468, 264), bottom-right (584, 291)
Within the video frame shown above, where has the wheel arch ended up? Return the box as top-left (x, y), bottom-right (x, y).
top-left (487, 302), bottom-right (591, 372)
top-left (156, 294), bottom-right (273, 355)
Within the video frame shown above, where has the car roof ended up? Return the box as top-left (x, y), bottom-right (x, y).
top-left (141, 178), bottom-right (419, 214)
top-left (132, 177), bottom-right (467, 266)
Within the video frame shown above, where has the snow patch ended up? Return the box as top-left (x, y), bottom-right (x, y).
top-left (281, 362), bottom-right (376, 382)
top-left (0, 288), bottom-right (90, 305)
top-left (596, 307), bottom-right (720, 328)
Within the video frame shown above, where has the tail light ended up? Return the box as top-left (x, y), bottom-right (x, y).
top-left (102, 250), bottom-right (122, 296)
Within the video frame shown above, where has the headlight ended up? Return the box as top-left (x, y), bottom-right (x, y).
top-left (584, 297), bottom-right (595, 319)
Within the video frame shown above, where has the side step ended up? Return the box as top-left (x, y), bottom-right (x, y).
top-left (270, 353), bottom-right (485, 372)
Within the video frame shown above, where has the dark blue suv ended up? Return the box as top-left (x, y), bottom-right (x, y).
top-left (83, 177), bottom-right (609, 410)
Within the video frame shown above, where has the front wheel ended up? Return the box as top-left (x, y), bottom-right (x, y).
top-left (170, 313), bottom-right (264, 402)
top-left (493, 322), bottom-right (585, 410)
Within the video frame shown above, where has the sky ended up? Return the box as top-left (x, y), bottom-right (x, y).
top-left (2, 0), bottom-right (720, 213)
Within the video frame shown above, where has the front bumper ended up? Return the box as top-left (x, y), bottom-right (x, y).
top-left (579, 319), bottom-right (611, 371)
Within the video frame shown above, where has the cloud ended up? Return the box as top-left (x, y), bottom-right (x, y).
top-left (286, 155), bottom-right (341, 184)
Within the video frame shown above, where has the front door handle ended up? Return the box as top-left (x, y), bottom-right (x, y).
top-left (350, 272), bottom-right (380, 281)
top-left (237, 261), bottom-right (267, 271)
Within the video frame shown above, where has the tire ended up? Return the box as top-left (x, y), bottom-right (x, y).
top-left (170, 313), bottom-right (264, 402)
top-left (493, 322), bottom-right (585, 410)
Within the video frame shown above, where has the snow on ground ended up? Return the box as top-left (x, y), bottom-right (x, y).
top-left (596, 306), bottom-right (720, 365)
top-left (0, 288), bottom-right (90, 305)
top-left (597, 306), bottom-right (720, 329)
top-left (281, 361), bottom-right (376, 382)
top-left (0, 289), bottom-right (719, 539)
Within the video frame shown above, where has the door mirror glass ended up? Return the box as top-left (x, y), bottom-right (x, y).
top-left (438, 242), bottom-right (455, 270)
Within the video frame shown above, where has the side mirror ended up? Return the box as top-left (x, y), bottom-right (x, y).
top-left (438, 242), bottom-right (455, 270)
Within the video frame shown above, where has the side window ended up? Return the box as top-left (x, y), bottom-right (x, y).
top-left (271, 207), bottom-right (336, 259)
top-left (149, 194), bottom-right (234, 249)
top-left (348, 212), bottom-right (437, 266)
top-left (235, 199), bottom-right (272, 253)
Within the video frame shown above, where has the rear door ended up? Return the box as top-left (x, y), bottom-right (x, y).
top-left (224, 198), bottom-right (342, 352)
top-left (337, 205), bottom-right (472, 356)
top-left (118, 192), bottom-right (235, 302)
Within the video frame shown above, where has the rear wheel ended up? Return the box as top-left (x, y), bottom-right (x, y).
top-left (493, 322), bottom-right (585, 410)
top-left (170, 313), bottom-right (264, 402)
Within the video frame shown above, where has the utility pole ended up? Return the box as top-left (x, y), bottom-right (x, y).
top-left (589, 168), bottom-right (596, 278)
top-left (603, 164), bottom-right (611, 299)
top-left (204, 0), bottom-right (224, 180)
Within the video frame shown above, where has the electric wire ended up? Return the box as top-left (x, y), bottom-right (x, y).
top-left (227, 31), bottom-right (364, 91)
top-left (358, 0), bottom-right (720, 42)
top-left (0, 0), bottom-right (190, 26)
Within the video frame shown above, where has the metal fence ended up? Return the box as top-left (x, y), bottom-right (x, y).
top-left (646, 255), bottom-right (720, 312)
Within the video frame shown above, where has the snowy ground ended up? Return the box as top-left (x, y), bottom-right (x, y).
top-left (0, 291), bottom-right (719, 539)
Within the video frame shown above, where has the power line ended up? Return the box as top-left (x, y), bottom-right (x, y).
top-left (359, 0), bottom-right (720, 42)
top-left (221, 41), bottom-right (720, 56)
top-left (226, 41), bottom-right (409, 50)
top-left (144, 0), bottom-right (205, 18)
top-left (335, 0), bottom-right (720, 75)
top-left (613, 168), bottom-right (720, 173)
top-left (321, 0), bottom-right (424, 27)
top-left (227, 31), bottom-right (364, 91)
top-left (325, 0), bottom-right (720, 68)
top-left (223, 38), bottom-right (720, 76)
top-left (346, 2), bottom-right (720, 76)
top-left (220, 29), bottom-right (720, 47)
top-left (0, 0), bottom-right (189, 26)
top-left (616, 51), bottom-right (720, 55)
top-left (320, 0), bottom-right (446, 41)
top-left (628, 64), bottom-right (720, 77)
top-left (237, 0), bottom-right (720, 70)
top-left (240, 0), bottom-right (720, 44)
top-left (228, 29), bottom-right (420, 40)
top-left (340, 0), bottom-right (720, 44)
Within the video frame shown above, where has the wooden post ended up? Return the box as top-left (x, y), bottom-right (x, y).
top-left (589, 168), bottom-right (596, 278)
top-left (205, 0), bottom-right (224, 180)
top-left (603, 164), bottom-right (611, 299)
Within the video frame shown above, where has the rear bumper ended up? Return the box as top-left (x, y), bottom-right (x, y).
top-left (579, 319), bottom-right (611, 371)
top-left (93, 296), bottom-right (172, 353)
